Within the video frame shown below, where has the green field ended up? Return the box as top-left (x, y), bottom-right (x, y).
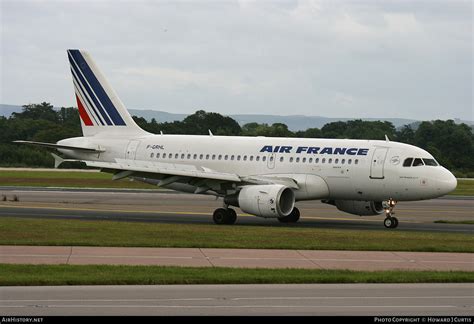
top-left (0, 170), bottom-right (155, 189)
top-left (1, 264), bottom-right (472, 286)
top-left (1, 217), bottom-right (472, 252)
top-left (453, 179), bottom-right (474, 196)
top-left (0, 170), bottom-right (472, 195)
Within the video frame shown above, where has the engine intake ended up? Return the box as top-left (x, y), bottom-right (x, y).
top-left (225, 185), bottom-right (295, 218)
top-left (324, 200), bottom-right (384, 216)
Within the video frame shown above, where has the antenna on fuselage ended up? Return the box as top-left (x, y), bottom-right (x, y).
top-left (209, 129), bottom-right (213, 136)
top-left (385, 134), bottom-right (390, 142)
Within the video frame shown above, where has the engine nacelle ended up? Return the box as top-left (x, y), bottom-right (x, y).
top-left (325, 200), bottom-right (384, 216)
top-left (224, 185), bottom-right (295, 218)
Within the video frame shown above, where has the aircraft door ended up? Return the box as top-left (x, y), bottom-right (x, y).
top-left (126, 140), bottom-right (140, 160)
top-left (370, 148), bottom-right (388, 179)
top-left (267, 153), bottom-right (275, 169)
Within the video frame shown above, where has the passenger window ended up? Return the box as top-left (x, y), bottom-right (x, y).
top-left (423, 158), bottom-right (438, 166)
top-left (302, 157), bottom-right (306, 163)
top-left (403, 158), bottom-right (413, 167)
top-left (290, 157), bottom-right (294, 163)
top-left (224, 155), bottom-right (228, 160)
top-left (355, 159), bottom-right (359, 165)
top-left (187, 154), bottom-right (191, 159)
top-left (212, 154), bottom-right (216, 160)
top-left (157, 153), bottom-right (160, 158)
top-left (335, 158), bottom-right (339, 164)
top-left (309, 158), bottom-right (313, 163)
top-left (413, 158), bottom-right (424, 167)
top-left (341, 159), bottom-right (345, 164)
top-left (348, 159), bottom-right (352, 165)
top-left (280, 157), bottom-right (284, 162)
top-left (315, 158), bottom-right (319, 163)
top-left (181, 153), bottom-right (185, 159)
top-left (218, 155), bottom-right (222, 160)
top-left (237, 155), bottom-right (241, 161)
top-left (231, 155), bottom-right (235, 161)
top-left (206, 154), bottom-right (209, 160)
top-left (175, 154), bottom-right (179, 159)
top-left (322, 158), bottom-right (326, 163)
top-left (256, 156), bottom-right (260, 161)
top-left (296, 157), bottom-right (300, 163)
top-left (249, 156), bottom-right (253, 161)
top-left (199, 154), bottom-right (203, 160)
top-left (243, 156), bottom-right (247, 161)
top-left (193, 154), bottom-right (197, 160)
top-left (269, 156), bottom-right (274, 162)
top-left (150, 153), bottom-right (154, 158)
top-left (262, 156), bottom-right (267, 162)
top-left (328, 158), bottom-right (332, 164)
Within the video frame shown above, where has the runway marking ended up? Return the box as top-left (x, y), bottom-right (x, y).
top-left (2, 296), bottom-right (471, 302)
top-left (0, 204), bottom-right (425, 224)
top-left (0, 305), bottom-right (460, 309)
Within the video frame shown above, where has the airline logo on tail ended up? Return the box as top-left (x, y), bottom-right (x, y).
top-left (68, 49), bottom-right (126, 127)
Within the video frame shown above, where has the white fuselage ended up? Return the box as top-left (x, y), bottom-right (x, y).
top-left (60, 133), bottom-right (457, 202)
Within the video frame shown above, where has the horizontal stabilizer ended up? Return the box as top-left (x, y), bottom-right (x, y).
top-left (14, 140), bottom-right (105, 153)
top-left (51, 153), bottom-right (79, 168)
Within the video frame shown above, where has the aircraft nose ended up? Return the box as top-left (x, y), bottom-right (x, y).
top-left (438, 169), bottom-right (457, 195)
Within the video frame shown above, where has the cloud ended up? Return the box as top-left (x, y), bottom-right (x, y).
top-left (0, 0), bottom-right (471, 120)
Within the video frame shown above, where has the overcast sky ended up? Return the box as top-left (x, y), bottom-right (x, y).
top-left (1, 0), bottom-right (472, 120)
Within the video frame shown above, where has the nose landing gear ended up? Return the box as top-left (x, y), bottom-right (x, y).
top-left (383, 198), bottom-right (398, 229)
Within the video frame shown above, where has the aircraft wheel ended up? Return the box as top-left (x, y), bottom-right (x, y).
top-left (213, 208), bottom-right (228, 225)
top-left (227, 208), bottom-right (237, 224)
top-left (391, 217), bottom-right (399, 228)
top-left (384, 217), bottom-right (398, 229)
top-left (278, 207), bottom-right (300, 223)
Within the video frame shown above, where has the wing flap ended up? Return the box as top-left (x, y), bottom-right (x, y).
top-left (85, 159), bottom-right (241, 182)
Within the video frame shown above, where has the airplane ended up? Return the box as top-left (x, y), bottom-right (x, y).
top-left (15, 49), bottom-right (458, 229)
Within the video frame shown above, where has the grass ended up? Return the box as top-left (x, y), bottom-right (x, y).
top-left (0, 264), bottom-right (472, 286)
top-left (450, 179), bottom-right (474, 196)
top-left (0, 217), bottom-right (473, 253)
top-left (434, 220), bottom-right (474, 225)
top-left (0, 170), bottom-right (155, 189)
top-left (0, 170), bottom-right (472, 195)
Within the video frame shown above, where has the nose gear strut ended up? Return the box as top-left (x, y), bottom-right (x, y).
top-left (383, 198), bottom-right (398, 228)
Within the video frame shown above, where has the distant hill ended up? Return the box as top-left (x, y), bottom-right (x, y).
top-left (2, 104), bottom-right (472, 131)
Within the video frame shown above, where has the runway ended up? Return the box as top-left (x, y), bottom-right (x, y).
top-left (0, 187), bottom-right (473, 233)
top-left (1, 284), bottom-right (472, 316)
top-left (1, 245), bottom-right (472, 270)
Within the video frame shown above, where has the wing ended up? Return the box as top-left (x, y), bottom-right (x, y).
top-left (85, 159), bottom-right (300, 195)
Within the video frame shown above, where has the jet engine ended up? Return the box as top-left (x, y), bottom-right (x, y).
top-left (324, 200), bottom-right (384, 216)
top-left (224, 185), bottom-right (295, 218)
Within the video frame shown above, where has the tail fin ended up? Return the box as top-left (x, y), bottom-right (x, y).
top-left (67, 49), bottom-right (147, 137)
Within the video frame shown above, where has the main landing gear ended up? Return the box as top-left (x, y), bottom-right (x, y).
top-left (278, 207), bottom-right (300, 223)
top-left (213, 208), bottom-right (237, 225)
top-left (383, 198), bottom-right (398, 229)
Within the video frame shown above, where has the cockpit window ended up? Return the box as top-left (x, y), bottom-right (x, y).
top-left (412, 158), bottom-right (424, 167)
top-left (423, 158), bottom-right (438, 166)
top-left (403, 158), bottom-right (413, 167)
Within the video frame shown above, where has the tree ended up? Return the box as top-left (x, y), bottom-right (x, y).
top-left (12, 102), bottom-right (58, 122)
